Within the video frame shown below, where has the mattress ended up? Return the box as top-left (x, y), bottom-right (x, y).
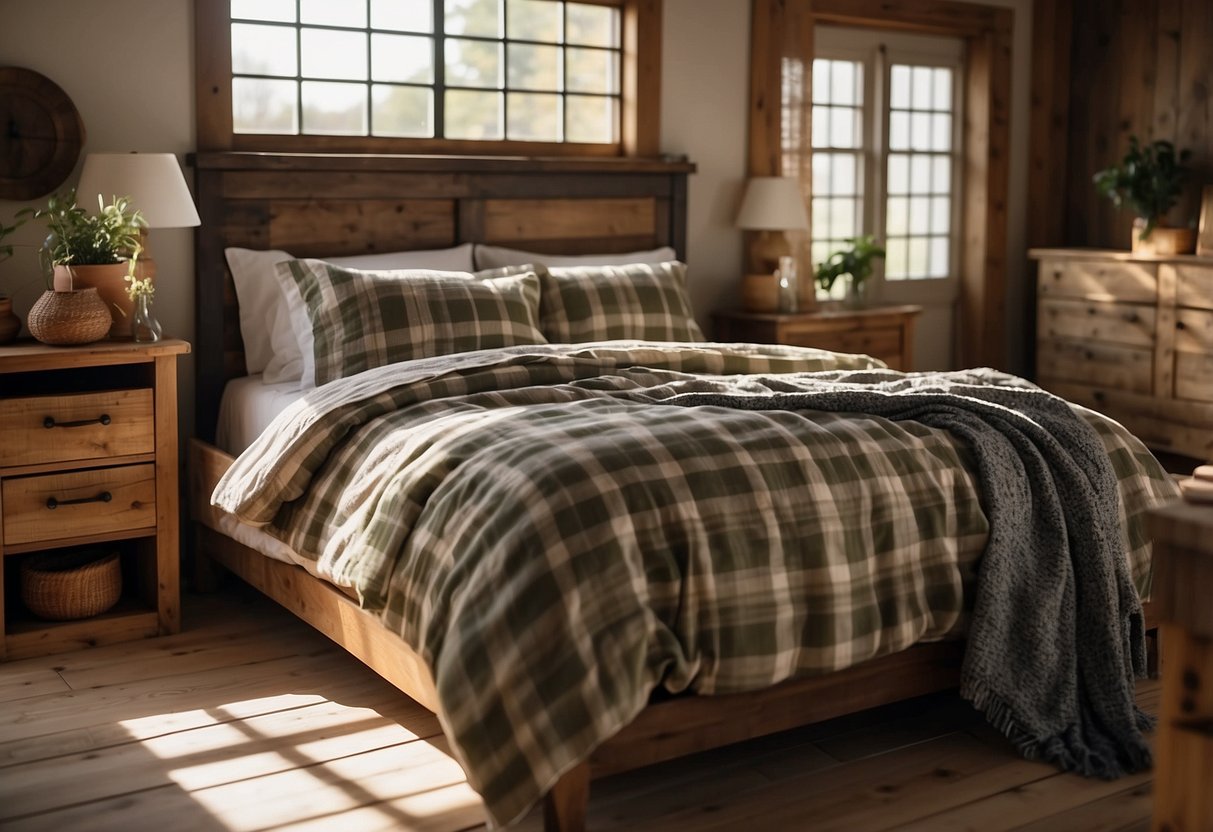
top-left (216, 374), bottom-right (306, 455)
top-left (214, 374), bottom-right (322, 576)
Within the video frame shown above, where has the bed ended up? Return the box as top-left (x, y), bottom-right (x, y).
top-left (187, 152), bottom-right (1176, 830)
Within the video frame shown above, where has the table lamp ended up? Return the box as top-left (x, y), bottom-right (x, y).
top-left (74, 152), bottom-right (201, 336)
top-left (735, 176), bottom-right (810, 312)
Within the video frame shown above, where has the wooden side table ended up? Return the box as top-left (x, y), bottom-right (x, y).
top-left (713, 305), bottom-right (923, 371)
top-left (0, 338), bottom-right (190, 660)
top-left (1148, 501), bottom-right (1213, 832)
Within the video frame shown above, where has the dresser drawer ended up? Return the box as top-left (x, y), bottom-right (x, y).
top-left (1036, 337), bottom-right (1152, 395)
top-left (1175, 264), bottom-right (1213, 311)
top-left (0, 389), bottom-right (154, 469)
top-left (2, 464), bottom-right (156, 547)
top-left (1037, 298), bottom-right (1155, 347)
top-left (1037, 259), bottom-right (1157, 303)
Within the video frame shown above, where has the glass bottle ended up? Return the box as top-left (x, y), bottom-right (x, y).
top-left (777, 255), bottom-right (799, 313)
top-left (132, 293), bottom-right (163, 342)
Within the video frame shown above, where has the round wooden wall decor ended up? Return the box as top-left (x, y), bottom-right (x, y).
top-left (0, 67), bottom-right (86, 200)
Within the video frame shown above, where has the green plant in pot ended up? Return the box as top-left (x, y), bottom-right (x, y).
top-left (18, 190), bottom-right (146, 339)
top-left (815, 235), bottom-right (886, 308)
top-left (1093, 136), bottom-right (1193, 255)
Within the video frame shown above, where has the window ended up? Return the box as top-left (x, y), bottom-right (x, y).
top-left (228, 0), bottom-right (620, 142)
top-left (808, 28), bottom-right (963, 301)
top-left (198, 0), bottom-right (658, 155)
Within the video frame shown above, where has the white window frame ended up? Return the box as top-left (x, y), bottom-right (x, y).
top-left (812, 26), bottom-right (965, 307)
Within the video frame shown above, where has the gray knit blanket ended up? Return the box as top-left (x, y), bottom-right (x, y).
top-left (659, 367), bottom-right (1153, 778)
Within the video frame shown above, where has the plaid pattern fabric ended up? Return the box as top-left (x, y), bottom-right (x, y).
top-left (213, 344), bottom-right (1178, 827)
top-left (277, 259), bottom-right (546, 386)
top-left (538, 261), bottom-right (706, 343)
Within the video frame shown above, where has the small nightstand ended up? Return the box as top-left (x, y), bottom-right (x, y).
top-left (714, 305), bottom-right (923, 371)
top-left (0, 338), bottom-right (190, 660)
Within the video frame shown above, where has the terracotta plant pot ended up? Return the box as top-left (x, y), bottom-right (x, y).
top-left (27, 288), bottom-right (112, 345)
top-left (0, 295), bottom-right (19, 343)
top-left (54, 261), bottom-right (145, 338)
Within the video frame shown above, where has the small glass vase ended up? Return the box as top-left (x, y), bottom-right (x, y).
top-left (844, 275), bottom-right (868, 309)
top-left (776, 255), bottom-right (799, 313)
top-left (132, 293), bottom-right (163, 342)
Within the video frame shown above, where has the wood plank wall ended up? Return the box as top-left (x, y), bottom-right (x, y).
top-left (1031, 0), bottom-right (1213, 250)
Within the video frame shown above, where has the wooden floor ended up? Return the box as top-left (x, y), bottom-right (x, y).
top-left (0, 588), bottom-right (1160, 832)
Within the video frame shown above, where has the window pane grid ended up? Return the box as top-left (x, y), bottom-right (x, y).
top-left (230, 0), bottom-right (621, 143)
top-left (810, 58), bottom-right (865, 298)
top-left (884, 63), bottom-right (956, 281)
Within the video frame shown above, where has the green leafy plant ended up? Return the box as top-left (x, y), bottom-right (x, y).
top-left (814, 234), bottom-right (886, 294)
top-left (1093, 137), bottom-right (1190, 240)
top-left (18, 190), bottom-right (145, 275)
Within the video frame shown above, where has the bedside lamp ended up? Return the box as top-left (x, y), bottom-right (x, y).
top-left (74, 152), bottom-right (201, 336)
top-left (735, 176), bottom-right (810, 312)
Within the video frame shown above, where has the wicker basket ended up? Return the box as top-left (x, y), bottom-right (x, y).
top-left (21, 550), bottom-right (122, 621)
top-left (27, 288), bottom-right (112, 346)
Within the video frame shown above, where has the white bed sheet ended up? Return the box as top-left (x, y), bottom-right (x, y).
top-left (215, 375), bottom-right (334, 578)
top-left (216, 374), bottom-right (307, 455)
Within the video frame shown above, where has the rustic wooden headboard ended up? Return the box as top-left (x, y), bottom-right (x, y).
top-left (190, 152), bottom-right (695, 441)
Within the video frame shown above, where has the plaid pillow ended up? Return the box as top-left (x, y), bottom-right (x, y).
top-left (276, 259), bottom-right (546, 386)
top-left (539, 261), bottom-right (705, 343)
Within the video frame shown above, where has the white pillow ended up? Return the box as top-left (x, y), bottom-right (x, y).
top-left (224, 244), bottom-right (476, 383)
top-left (473, 244), bottom-right (678, 270)
top-left (225, 247), bottom-right (294, 376)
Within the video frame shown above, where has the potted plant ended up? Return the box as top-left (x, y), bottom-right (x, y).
top-left (1093, 136), bottom-right (1193, 255)
top-left (0, 216), bottom-right (24, 343)
top-left (815, 235), bottom-right (886, 308)
top-left (18, 190), bottom-right (146, 337)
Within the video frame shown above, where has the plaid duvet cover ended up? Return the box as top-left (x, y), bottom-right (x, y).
top-left (213, 343), bottom-right (1178, 827)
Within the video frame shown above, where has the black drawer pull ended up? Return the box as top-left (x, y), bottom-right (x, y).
top-left (43, 414), bottom-right (111, 429)
top-left (46, 491), bottom-right (112, 510)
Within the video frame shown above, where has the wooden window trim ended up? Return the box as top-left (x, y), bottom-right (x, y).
top-left (748, 0), bottom-right (1012, 370)
top-left (195, 0), bottom-right (661, 157)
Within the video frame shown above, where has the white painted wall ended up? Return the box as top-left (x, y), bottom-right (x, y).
top-left (660, 0), bottom-right (752, 330)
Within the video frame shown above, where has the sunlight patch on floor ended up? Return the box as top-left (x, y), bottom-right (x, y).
top-left (120, 699), bottom-right (482, 831)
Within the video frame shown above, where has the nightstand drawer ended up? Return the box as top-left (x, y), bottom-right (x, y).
top-left (0, 389), bottom-right (154, 468)
top-left (3, 464), bottom-right (156, 547)
top-left (781, 326), bottom-right (902, 359)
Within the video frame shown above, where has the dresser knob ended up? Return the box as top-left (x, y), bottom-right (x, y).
top-left (43, 413), bottom-right (111, 429)
top-left (46, 491), bottom-right (112, 510)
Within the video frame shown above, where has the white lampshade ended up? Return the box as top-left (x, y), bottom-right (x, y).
top-left (735, 176), bottom-right (809, 232)
top-left (75, 152), bottom-right (201, 229)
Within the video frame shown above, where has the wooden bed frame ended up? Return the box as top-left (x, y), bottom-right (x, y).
top-left (187, 152), bottom-right (1154, 830)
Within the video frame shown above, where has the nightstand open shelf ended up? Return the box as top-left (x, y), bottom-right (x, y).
top-left (0, 338), bottom-right (189, 661)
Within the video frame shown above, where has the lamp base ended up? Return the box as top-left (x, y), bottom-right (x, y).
top-left (742, 273), bottom-right (780, 312)
top-left (746, 229), bottom-right (791, 275)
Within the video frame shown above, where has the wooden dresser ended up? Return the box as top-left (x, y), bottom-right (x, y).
top-left (1031, 248), bottom-right (1213, 459)
top-left (0, 339), bottom-right (190, 660)
top-left (714, 305), bottom-right (922, 371)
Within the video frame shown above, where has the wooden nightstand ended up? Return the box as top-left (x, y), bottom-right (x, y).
top-left (0, 338), bottom-right (190, 660)
top-left (714, 305), bottom-right (923, 371)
